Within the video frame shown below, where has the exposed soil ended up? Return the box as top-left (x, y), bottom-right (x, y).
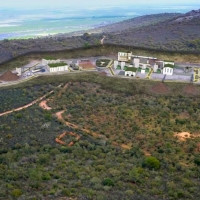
top-left (151, 83), bottom-right (170, 94)
top-left (39, 100), bottom-right (52, 110)
top-left (183, 84), bottom-right (198, 95)
top-left (58, 83), bottom-right (69, 98)
top-left (79, 60), bottom-right (95, 69)
top-left (55, 131), bottom-right (81, 146)
top-left (174, 132), bottom-right (191, 141)
top-left (0, 70), bottom-right (19, 82)
top-left (174, 132), bottom-right (200, 141)
top-left (143, 149), bottom-right (151, 156)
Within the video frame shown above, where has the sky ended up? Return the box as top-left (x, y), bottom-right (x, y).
top-left (1, 0), bottom-right (200, 9)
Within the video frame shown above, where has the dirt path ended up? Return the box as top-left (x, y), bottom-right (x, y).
top-left (54, 109), bottom-right (131, 149)
top-left (55, 131), bottom-right (81, 146)
top-left (101, 35), bottom-right (106, 45)
top-left (0, 90), bottom-right (54, 117)
top-left (58, 83), bottom-right (69, 98)
top-left (39, 100), bottom-right (52, 110)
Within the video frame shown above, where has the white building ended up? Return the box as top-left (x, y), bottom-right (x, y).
top-left (118, 52), bottom-right (132, 62)
top-left (121, 62), bottom-right (126, 70)
top-left (125, 66), bottom-right (137, 77)
top-left (133, 57), bottom-right (140, 68)
top-left (163, 61), bottom-right (174, 76)
top-left (47, 64), bottom-right (68, 73)
top-left (153, 64), bottom-right (158, 72)
top-left (16, 68), bottom-right (22, 76)
top-left (132, 55), bottom-right (157, 68)
top-left (114, 60), bottom-right (118, 69)
top-left (42, 59), bottom-right (68, 73)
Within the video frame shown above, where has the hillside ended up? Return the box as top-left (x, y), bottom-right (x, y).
top-left (103, 9), bottom-right (200, 52)
top-left (0, 73), bottom-right (200, 199)
top-left (89, 13), bottom-right (181, 34)
top-left (0, 10), bottom-right (200, 65)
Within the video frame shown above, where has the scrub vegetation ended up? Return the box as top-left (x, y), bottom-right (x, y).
top-left (0, 73), bottom-right (200, 200)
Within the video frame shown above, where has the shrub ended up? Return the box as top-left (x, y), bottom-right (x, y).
top-left (11, 189), bottom-right (22, 198)
top-left (102, 178), bottom-right (114, 186)
top-left (38, 154), bottom-right (50, 164)
top-left (62, 189), bottom-right (70, 196)
top-left (143, 156), bottom-right (160, 170)
top-left (194, 156), bottom-right (200, 166)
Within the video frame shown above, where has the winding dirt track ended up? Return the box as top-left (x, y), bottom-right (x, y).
top-left (0, 82), bottom-right (131, 150)
top-left (54, 110), bottom-right (131, 149)
top-left (39, 100), bottom-right (52, 110)
top-left (0, 90), bottom-right (54, 117)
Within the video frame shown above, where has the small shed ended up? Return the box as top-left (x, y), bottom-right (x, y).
top-left (125, 67), bottom-right (137, 77)
top-left (163, 61), bottom-right (174, 75)
top-left (163, 64), bottom-right (174, 75)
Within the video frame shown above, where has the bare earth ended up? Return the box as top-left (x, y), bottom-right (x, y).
top-left (174, 132), bottom-right (200, 141)
top-left (39, 100), bottom-right (52, 110)
top-left (183, 84), bottom-right (197, 95)
top-left (151, 83), bottom-right (169, 94)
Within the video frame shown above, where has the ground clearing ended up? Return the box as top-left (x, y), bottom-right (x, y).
top-left (183, 84), bottom-right (198, 95)
top-left (39, 100), bottom-right (52, 110)
top-left (174, 132), bottom-right (200, 141)
top-left (151, 82), bottom-right (170, 94)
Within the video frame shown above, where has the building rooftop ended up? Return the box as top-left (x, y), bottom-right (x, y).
top-left (164, 60), bottom-right (174, 63)
top-left (48, 62), bottom-right (67, 68)
top-left (164, 64), bottom-right (174, 68)
top-left (125, 67), bottom-right (137, 72)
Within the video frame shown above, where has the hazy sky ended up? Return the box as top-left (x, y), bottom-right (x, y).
top-left (1, 0), bottom-right (200, 8)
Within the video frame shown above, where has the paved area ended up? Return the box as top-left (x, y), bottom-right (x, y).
top-left (151, 73), bottom-right (164, 80)
top-left (136, 72), bottom-right (147, 79)
top-left (165, 75), bottom-right (191, 82)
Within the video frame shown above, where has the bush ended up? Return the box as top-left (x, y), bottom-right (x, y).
top-left (38, 154), bottom-right (50, 164)
top-left (143, 156), bottom-right (160, 170)
top-left (62, 188), bottom-right (71, 196)
top-left (102, 178), bottom-right (114, 186)
top-left (194, 156), bottom-right (200, 166)
top-left (11, 189), bottom-right (22, 198)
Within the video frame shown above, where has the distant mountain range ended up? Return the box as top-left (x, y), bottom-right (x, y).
top-left (0, 9), bottom-right (199, 65)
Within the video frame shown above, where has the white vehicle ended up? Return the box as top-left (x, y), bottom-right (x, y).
top-left (32, 68), bottom-right (41, 73)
